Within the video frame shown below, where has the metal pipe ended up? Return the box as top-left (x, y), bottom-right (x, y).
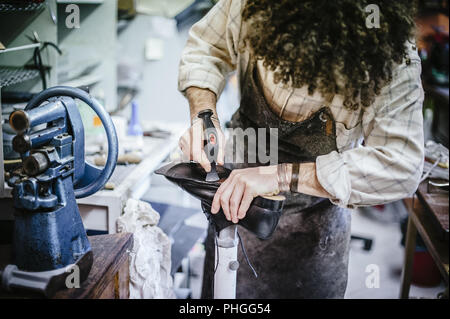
top-left (9, 100), bottom-right (66, 133)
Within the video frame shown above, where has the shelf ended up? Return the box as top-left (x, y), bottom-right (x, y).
top-left (0, 66), bottom-right (40, 87)
top-left (0, 43), bottom-right (40, 54)
top-left (0, 1), bottom-right (45, 12)
top-left (56, 0), bottom-right (103, 4)
top-left (60, 72), bottom-right (101, 88)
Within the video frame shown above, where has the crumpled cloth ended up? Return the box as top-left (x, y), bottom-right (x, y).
top-left (117, 198), bottom-right (175, 299)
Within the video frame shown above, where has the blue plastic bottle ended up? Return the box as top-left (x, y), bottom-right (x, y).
top-left (127, 101), bottom-right (143, 136)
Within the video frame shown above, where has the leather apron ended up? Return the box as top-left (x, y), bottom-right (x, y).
top-left (201, 60), bottom-right (351, 299)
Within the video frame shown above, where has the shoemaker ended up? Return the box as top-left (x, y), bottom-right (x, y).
top-left (177, 0), bottom-right (425, 298)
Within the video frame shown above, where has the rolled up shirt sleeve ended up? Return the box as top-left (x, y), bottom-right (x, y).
top-left (178, 0), bottom-right (242, 98)
top-left (316, 57), bottom-right (425, 208)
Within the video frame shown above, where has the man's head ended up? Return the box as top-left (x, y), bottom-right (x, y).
top-left (242, 0), bottom-right (417, 109)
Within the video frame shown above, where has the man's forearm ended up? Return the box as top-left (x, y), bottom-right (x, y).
top-left (284, 162), bottom-right (332, 198)
top-left (298, 162), bottom-right (331, 198)
top-left (186, 87), bottom-right (218, 123)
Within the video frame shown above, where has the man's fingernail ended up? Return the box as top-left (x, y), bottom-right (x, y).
top-left (211, 206), bottom-right (217, 214)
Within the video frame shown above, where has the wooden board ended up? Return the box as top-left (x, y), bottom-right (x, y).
top-left (416, 181), bottom-right (449, 241)
top-left (53, 233), bottom-right (133, 299)
top-left (404, 198), bottom-right (449, 284)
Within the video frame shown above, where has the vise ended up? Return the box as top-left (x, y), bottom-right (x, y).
top-left (0, 87), bottom-right (118, 297)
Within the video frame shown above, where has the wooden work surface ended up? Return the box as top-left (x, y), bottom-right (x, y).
top-left (416, 181), bottom-right (449, 241)
top-left (403, 197), bottom-right (449, 284)
top-left (53, 233), bottom-right (133, 299)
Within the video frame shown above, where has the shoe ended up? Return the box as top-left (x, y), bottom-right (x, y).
top-left (155, 162), bottom-right (285, 239)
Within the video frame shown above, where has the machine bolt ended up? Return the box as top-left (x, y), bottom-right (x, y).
top-left (39, 184), bottom-right (50, 196)
top-left (229, 261), bottom-right (239, 271)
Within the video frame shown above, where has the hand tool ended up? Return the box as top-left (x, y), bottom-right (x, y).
top-left (1, 86), bottom-right (118, 297)
top-left (197, 109), bottom-right (220, 182)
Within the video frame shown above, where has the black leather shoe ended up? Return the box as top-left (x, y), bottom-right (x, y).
top-left (155, 162), bottom-right (285, 240)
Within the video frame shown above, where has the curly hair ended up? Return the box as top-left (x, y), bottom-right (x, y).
top-left (242, 0), bottom-right (417, 109)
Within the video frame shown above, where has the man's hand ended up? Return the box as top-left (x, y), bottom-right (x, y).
top-left (179, 87), bottom-right (225, 172)
top-left (211, 166), bottom-right (280, 223)
top-left (179, 117), bottom-right (225, 171)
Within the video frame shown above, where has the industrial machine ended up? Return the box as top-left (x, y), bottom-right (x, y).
top-left (0, 86), bottom-right (118, 297)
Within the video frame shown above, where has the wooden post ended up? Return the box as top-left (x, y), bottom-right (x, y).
top-left (399, 216), bottom-right (417, 299)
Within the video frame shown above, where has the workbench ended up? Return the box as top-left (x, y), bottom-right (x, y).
top-left (77, 124), bottom-right (185, 234)
top-left (1, 233), bottom-right (133, 299)
top-left (400, 181), bottom-right (449, 299)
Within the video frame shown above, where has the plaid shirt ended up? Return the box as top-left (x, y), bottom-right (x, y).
top-left (178, 0), bottom-right (425, 208)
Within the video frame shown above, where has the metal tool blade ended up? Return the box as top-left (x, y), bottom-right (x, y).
top-left (206, 162), bottom-right (220, 182)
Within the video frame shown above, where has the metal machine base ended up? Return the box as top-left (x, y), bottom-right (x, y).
top-left (1, 251), bottom-right (93, 297)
